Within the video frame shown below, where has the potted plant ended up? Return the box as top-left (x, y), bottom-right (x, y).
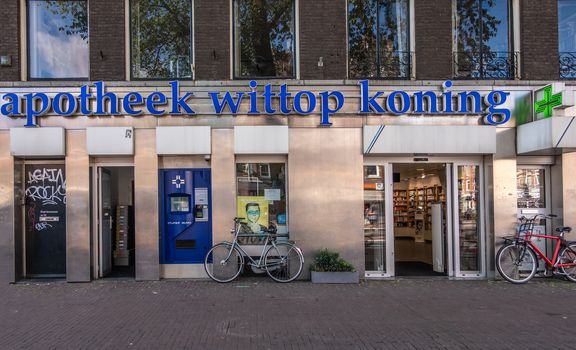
top-left (310, 249), bottom-right (359, 284)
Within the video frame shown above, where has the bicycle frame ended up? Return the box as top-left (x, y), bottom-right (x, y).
top-left (222, 220), bottom-right (290, 270)
top-left (523, 232), bottom-right (576, 268)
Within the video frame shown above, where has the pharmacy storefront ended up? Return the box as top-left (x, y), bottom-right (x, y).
top-left (1, 80), bottom-right (575, 282)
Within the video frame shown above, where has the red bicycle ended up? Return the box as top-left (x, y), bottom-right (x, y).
top-left (496, 214), bottom-right (575, 284)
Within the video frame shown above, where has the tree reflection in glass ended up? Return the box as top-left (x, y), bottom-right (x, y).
top-left (28, 0), bottom-right (89, 79)
top-left (131, 0), bottom-right (192, 79)
top-left (454, 0), bottom-right (511, 78)
top-left (348, 0), bottom-right (409, 79)
top-left (234, 0), bottom-right (295, 78)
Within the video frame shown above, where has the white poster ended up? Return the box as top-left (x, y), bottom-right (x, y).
top-left (264, 188), bottom-right (281, 201)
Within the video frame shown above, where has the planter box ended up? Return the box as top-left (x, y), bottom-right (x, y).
top-left (311, 271), bottom-right (359, 284)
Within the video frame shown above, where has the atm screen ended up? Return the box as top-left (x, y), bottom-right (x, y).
top-left (170, 195), bottom-right (190, 213)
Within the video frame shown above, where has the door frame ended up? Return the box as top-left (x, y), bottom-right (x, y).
top-left (363, 162), bottom-right (394, 278)
top-left (98, 168), bottom-right (112, 278)
top-left (19, 159), bottom-right (66, 278)
top-left (90, 162), bottom-right (134, 279)
top-left (516, 165), bottom-right (552, 265)
top-left (364, 156), bottom-right (486, 279)
top-left (452, 159), bottom-right (487, 278)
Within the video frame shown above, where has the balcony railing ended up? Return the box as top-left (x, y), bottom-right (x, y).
top-left (453, 51), bottom-right (519, 79)
top-left (349, 51), bottom-right (413, 80)
top-left (560, 52), bottom-right (576, 79)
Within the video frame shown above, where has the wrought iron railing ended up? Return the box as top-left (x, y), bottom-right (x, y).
top-left (378, 51), bottom-right (413, 79)
top-left (560, 52), bottom-right (576, 79)
top-left (453, 51), bottom-right (519, 79)
top-left (349, 51), bottom-right (413, 79)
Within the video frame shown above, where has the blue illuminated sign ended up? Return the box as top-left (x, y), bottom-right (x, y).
top-left (0, 80), bottom-right (511, 127)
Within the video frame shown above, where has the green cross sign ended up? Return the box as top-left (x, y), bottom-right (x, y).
top-left (534, 85), bottom-right (563, 118)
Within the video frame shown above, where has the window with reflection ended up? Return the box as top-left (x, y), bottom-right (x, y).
top-left (348, 0), bottom-right (410, 79)
top-left (234, 0), bottom-right (295, 78)
top-left (517, 169), bottom-right (545, 209)
top-left (236, 163), bottom-right (287, 245)
top-left (453, 0), bottom-right (513, 79)
top-left (28, 0), bottom-right (89, 79)
top-left (559, 0), bottom-right (576, 78)
top-left (131, 0), bottom-right (192, 79)
top-left (364, 166), bottom-right (386, 273)
top-left (458, 165), bottom-right (480, 272)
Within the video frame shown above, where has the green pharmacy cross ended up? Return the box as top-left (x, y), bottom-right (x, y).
top-left (535, 85), bottom-right (563, 118)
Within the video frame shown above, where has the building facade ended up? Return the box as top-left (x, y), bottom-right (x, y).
top-left (1, 0), bottom-right (576, 282)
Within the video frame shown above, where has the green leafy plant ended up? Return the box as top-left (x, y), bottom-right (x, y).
top-left (310, 249), bottom-right (356, 272)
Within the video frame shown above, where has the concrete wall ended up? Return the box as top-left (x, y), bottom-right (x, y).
top-left (65, 131), bottom-right (91, 282)
top-left (211, 129), bottom-right (236, 245)
top-left (0, 132), bottom-right (15, 283)
top-left (563, 152), bottom-right (576, 240)
top-left (288, 128), bottom-right (364, 278)
top-left (492, 129), bottom-right (518, 270)
top-left (134, 129), bottom-right (159, 280)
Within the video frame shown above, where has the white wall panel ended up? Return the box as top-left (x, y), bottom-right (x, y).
top-left (86, 127), bottom-right (134, 155)
top-left (156, 126), bottom-right (211, 155)
top-left (234, 126), bottom-right (288, 154)
top-left (10, 127), bottom-right (65, 156)
top-left (364, 125), bottom-right (496, 154)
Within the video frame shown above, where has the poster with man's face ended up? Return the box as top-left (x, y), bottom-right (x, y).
top-left (237, 196), bottom-right (269, 233)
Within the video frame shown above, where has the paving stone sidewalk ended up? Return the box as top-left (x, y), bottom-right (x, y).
top-left (2, 277), bottom-right (576, 349)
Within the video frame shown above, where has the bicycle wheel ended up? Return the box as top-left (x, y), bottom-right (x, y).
top-left (559, 243), bottom-right (576, 282)
top-left (264, 242), bottom-right (304, 283)
top-left (204, 243), bottom-right (243, 283)
top-left (496, 243), bottom-right (537, 284)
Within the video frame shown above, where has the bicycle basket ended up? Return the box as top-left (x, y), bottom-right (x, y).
top-left (516, 221), bottom-right (534, 239)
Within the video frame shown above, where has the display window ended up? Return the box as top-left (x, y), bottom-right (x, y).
top-left (236, 163), bottom-right (287, 244)
top-left (233, 0), bottom-right (296, 78)
top-left (363, 165), bottom-right (386, 273)
top-left (130, 0), bottom-right (193, 79)
top-left (516, 169), bottom-right (545, 209)
top-left (28, 0), bottom-right (89, 79)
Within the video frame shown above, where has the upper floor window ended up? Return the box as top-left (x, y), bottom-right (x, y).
top-left (28, 0), bottom-right (89, 79)
top-left (453, 0), bottom-right (515, 79)
top-left (559, 0), bottom-right (576, 78)
top-left (130, 0), bottom-right (193, 79)
top-left (348, 0), bottom-right (410, 79)
top-left (233, 0), bottom-right (295, 79)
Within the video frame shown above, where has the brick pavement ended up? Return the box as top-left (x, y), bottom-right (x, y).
top-left (2, 278), bottom-right (576, 349)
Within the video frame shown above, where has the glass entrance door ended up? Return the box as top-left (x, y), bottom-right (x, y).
top-left (364, 160), bottom-right (486, 279)
top-left (452, 163), bottom-right (486, 278)
top-left (516, 166), bottom-right (551, 269)
top-left (363, 164), bottom-right (393, 277)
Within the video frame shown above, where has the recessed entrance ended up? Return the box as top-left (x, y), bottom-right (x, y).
top-left (392, 163), bottom-right (448, 276)
top-left (363, 158), bottom-right (486, 278)
top-left (93, 166), bottom-right (135, 279)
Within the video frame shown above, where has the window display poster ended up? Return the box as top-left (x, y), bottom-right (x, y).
top-left (264, 188), bottom-right (281, 201)
top-left (237, 196), bottom-right (269, 234)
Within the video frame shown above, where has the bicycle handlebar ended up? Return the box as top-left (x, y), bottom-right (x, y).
top-left (520, 214), bottom-right (557, 223)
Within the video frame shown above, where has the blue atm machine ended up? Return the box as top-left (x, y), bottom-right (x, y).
top-left (160, 169), bottom-right (212, 264)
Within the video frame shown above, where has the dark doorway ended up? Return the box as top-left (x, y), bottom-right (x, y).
top-left (393, 163), bottom-right (448, 277)
top-left (24, 164), bottom-right (66, 277)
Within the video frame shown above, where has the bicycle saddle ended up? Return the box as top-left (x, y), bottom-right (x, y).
top-left (555, 226), bottom-right (572, 233)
